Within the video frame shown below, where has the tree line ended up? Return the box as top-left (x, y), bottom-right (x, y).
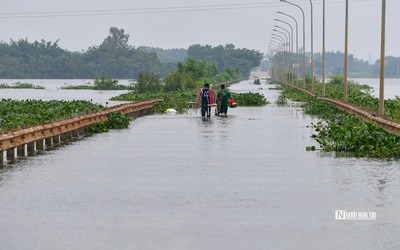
top-left (0, 27), bottom-right (262, 79)
top-left (271, 50), bottom-right (400, 78)
top-left (313, 51), bottom-right (400, 78)
top-left (187, 44), bottom-right (263, 77)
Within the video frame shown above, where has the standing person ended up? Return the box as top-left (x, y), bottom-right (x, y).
top-left (201, 83), bottom-right (211, 117)
top-left (217, 84), bottom-right (232, 116)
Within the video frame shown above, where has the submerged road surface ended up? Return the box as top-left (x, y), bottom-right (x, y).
top-left (0, 80), bottom-right (399, 249)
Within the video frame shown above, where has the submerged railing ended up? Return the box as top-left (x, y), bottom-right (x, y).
top-left (0, 99), bottom-right (163, 162)
top-left (277, 81), bottom-right (400, 137)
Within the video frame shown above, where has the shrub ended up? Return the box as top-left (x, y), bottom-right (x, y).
top-left (133, 72), bottom-right (163, 93)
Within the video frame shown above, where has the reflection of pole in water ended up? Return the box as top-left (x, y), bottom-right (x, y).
top-left (397, 62), bottom-right (400, 77)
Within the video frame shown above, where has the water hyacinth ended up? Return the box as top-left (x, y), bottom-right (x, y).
top-left (277, 83), bottom-right (400, 158)
top-left (0, 99), bottom-right (103, 129)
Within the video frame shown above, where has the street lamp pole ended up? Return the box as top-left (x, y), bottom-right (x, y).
top-left (277, 11), bottom-right (299, 86)
top-left (280, 0), bottom-right (306, 89)
top-left (272, 33), bottom-right (288, 83)
top-left (273, 30), bottom-right (289, 51)
top-left (273, 29), bottom-right (290, 83)
top-left (322, 0), bottom-right (326, 96)
top-left (343, 0), bottom-right (349, 102)
top-left (275, 20), bottom-right (294, 85)
top-left (268, 44), bottom-right (280, 51)
top-left (379, 0), bottom-right (386, 115)
top-left (271, 35), bottom-right (286, 47)
top-left (274, 26), bottom-right (292, 84)
top-left (308, 0), bottom-right (314, 93)
top-left (269, 40), bottom-right (282, 49)
top-left (270, 39), bottom-right (284, 81)
top-left (268, 46), bottom-right (279, 80)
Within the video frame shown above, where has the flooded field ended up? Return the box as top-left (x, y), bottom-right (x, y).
top-left (0, 79), bottom-right (399, 249)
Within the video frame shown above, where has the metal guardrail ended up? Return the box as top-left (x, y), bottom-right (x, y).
top-left (318, 97), bottom-right (400, 136)
top-left (277, 80), bottom-right (400, 137)
top-left (0, 99), bottom-right (163, 154)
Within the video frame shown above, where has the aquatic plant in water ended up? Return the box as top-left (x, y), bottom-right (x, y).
top-left (0, 99), bottom-right (103, 129)
top-left (277, 84), bottom-right (400, 158)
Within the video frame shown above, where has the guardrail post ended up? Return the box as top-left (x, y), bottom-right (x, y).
top-left (72, 129), bottom-right (80, 138)
top-left (60, 132), bottom-right (72, 141)
top-left (17, 145), bottom-right (26, 157)
top-left (45, 137), bottom-right (53, 146)
top-left (36, 139), bottom-right (45, 150)
top-left (79, 127), bottom-right (85, 135)
top-left (53, 135), bottom-right (60, 144)
top-left (7, 148), bottom-right (15, 160)
top-left (27, 142), bottom-right (35, 153)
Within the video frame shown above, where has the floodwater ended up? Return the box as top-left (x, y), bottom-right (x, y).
top-left (351, 78), bottom-right (400, 99)
top-left (0, 79), bottom-right (131, 106)
top-left (0, 79), bottom-right (400, 250)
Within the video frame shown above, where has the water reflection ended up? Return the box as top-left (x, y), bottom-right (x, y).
top-left (327, 157), bottom-right (400, 210)
top-left (351, 78), bottom-right (400, 99)
top-left (0, 79), bottom-right (399, 249)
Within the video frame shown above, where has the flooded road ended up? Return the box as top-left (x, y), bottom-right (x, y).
top-left (0, 80), bottom-right (400, 249)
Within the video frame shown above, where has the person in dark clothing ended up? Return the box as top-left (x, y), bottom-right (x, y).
top-left (201, 83), bottom-right (211, 117)
top-left (217, 84), bottom-right (232, 116)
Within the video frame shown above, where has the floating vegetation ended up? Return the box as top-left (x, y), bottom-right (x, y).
top-left (107, 112), bottom-right (130, 129)
top-left (0, 82), bottom-right (45, 89)
top-left (275, 95), bottom-right (288, 105)
top-left (277, 83), bottom-right (400, 158)
top-left (84, 112), bottom-right (131, 133)
top-left (61, 85), bottom-right (93, 90)
top-left (0, 99), bottom-right (103, 129)
top-left (61, 84), bottom-right (132, 90)
top-left (231, 92), bottom-right (268, 106)
top-left (61, 76), bottom-right (133, 90)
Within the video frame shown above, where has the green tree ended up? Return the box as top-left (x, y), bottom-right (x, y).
top-left (164, 71), bottom-right (197, 92)
top-left (93, 75), bottom-right (119, 90)
top-left (133, 72), bottom-right (163, 93)
top-left (187, 44), bottom-right (262, 77)
top-left (83, 27), bottom-right (161, 79)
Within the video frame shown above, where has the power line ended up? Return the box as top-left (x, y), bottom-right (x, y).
top-left (0, 2), bottom-right (282, 19)
top-left (1, 2), bottom-right (281, 15)
top-left (0, 0), bottom-right (378, 19)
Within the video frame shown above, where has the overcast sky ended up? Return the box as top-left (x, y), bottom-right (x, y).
top-left (1, 0), bottom-right (399, 63)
